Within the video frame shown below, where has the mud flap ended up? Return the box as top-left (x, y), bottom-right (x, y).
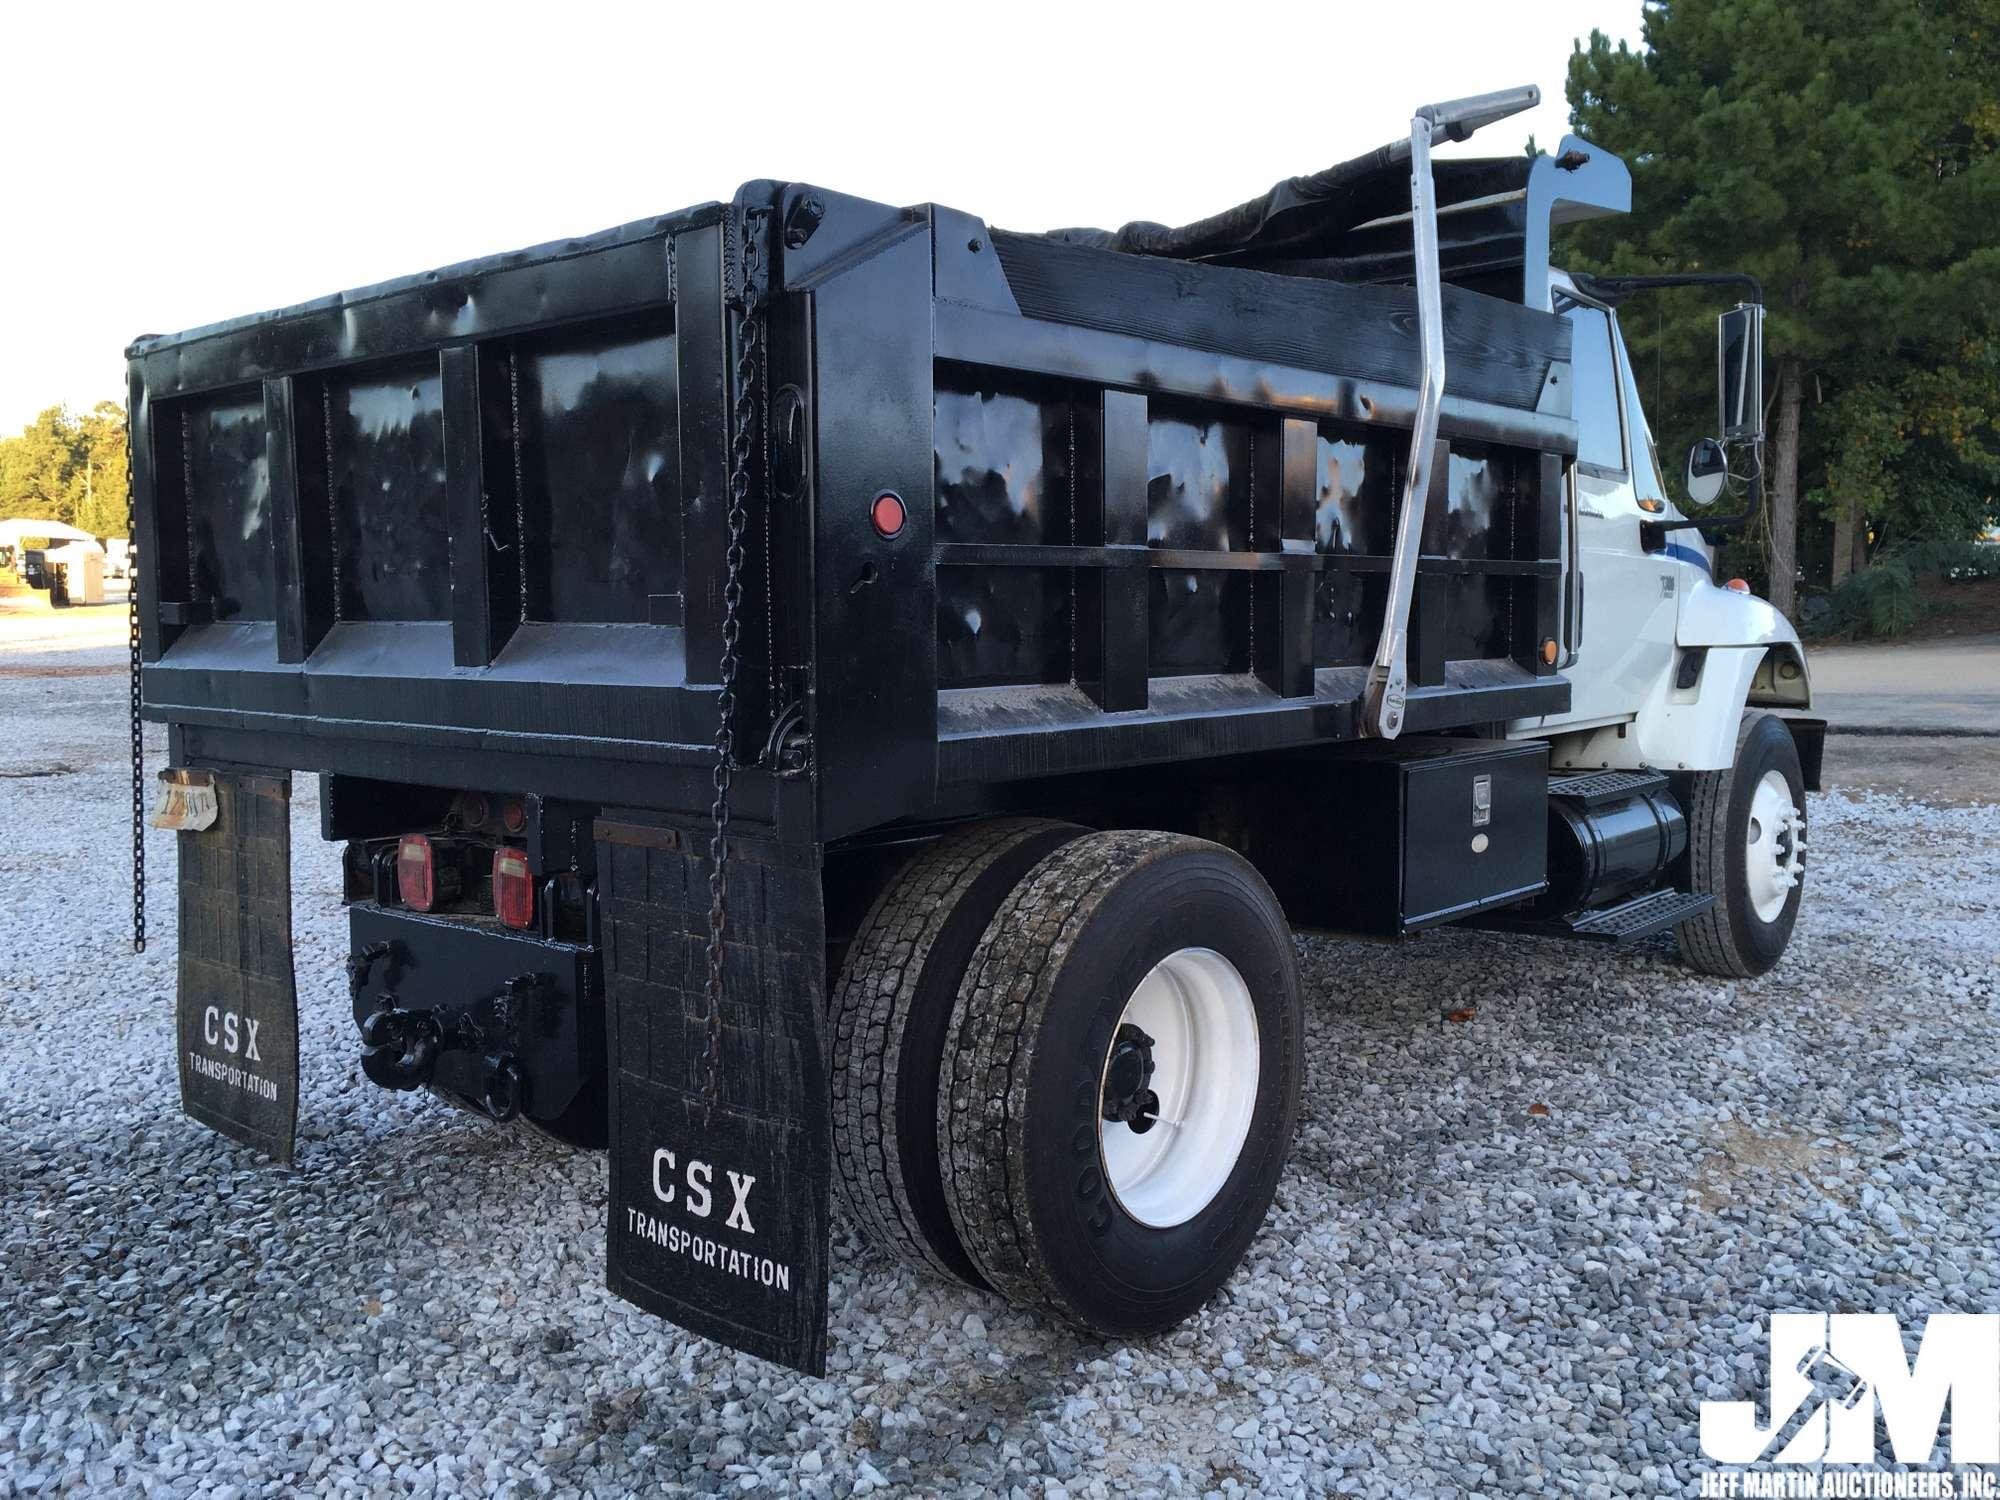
top-left (175, 771), bottom-right (300, 1164)
top-left (596, 821), bottom-right (830, 1374)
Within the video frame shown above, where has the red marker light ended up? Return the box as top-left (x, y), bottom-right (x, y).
top-left (1725, 578), bottom-right (1751, 593)
top-left (397, 835), bottom-right (437, 911)
top-left (870, 491), bottom-right (906, 538)
top-left (500, 799), bottom-right (527, 834)
top-left (492, 847), bottom-right (534, 930)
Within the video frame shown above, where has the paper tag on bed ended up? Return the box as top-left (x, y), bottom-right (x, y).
top-left (151, 769), bottom-right (219, 832)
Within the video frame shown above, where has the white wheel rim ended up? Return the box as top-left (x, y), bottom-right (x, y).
top-left (1098, 947), bottom-right (1260, 1229)
top-left (1744, 769), bottom-right (1806, 923)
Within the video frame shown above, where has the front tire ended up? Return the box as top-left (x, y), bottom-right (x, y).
top-left (1677, 711), bottom-right (1808, 977)
top-left (939, 831), bottom-right (1302, 1336)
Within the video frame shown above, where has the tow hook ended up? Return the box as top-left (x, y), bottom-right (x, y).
top-left (482, 1054), bottom-right (527, 1122)
top-left (353, 969), bottom-right (548, 1114)
top-left (1102, 1023), bottom-right (1162, 1134)
top-left (358, 998), bottom-right (442, 1091)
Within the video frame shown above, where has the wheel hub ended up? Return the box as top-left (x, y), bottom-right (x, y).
top-left (1101, 1024), bottom-right (1162, 1134)
top-left (1745, 769), bottom-right (1807, 924)
top-left (1097, 946), bottom-right (1261, 1229)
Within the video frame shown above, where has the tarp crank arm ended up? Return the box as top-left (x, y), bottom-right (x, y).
top-left (1363, 85), bottom-right (1538, 739)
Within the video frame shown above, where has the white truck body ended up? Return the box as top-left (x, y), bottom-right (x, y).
top-left (1513, 272), bottom-right (1811, 774)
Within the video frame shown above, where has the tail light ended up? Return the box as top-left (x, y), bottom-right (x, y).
top-left (870, 490), bottom-right (907, 538)
top-left (397, 835), bottom-right (438, 911)
top-left (493, 847), bottom-right (534, 930)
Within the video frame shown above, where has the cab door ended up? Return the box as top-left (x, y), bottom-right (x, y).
top-left (1554, 293), bottom-right (1681, 725)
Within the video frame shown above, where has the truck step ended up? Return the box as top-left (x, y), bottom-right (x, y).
top-left (1472, 887), bottom-right (1715, 946)
top-left (1547, 769), bottom-right (1669, 807)
top-left (1563, 888), bottom-right (1715, 944)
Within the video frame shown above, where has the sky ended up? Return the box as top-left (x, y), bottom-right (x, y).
top-left (0, 0), bottom-right (1645, 437)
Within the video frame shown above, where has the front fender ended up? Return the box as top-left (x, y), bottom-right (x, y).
top-left (1679, 577), bottom-right (1811, 709)
top-left (1678, 577), bottom-right (1797, 649)
top-left (1550, 646), bottom-right (1771, 773)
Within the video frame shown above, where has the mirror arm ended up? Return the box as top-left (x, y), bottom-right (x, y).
top-left (1569, 272), bottom-right (1770, 553)
top-left (1642, 462), bottom-right (1762, 548)
top-left (1569, 270), bottom-right (1765, 306)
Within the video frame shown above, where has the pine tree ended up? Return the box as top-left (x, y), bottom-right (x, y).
top-left (1564, 0), bottom-right (1999, 615)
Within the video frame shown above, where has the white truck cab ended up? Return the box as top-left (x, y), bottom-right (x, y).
top-left (1304, 97), bottom-right (1817, 981)
top-left (1514, 271), bottom-right (1814, 783)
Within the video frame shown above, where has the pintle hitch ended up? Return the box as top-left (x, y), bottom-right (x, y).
top-left (352, 956), bottom-right (549, 1122)
top-left (359, 999), bottom-right (443, 1092)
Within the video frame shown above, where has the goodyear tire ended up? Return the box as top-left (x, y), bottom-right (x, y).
top-left (1677, 711), bottom-right (1808, 978)
top-left (830, 818), bottom-right (1088, 1286)
top-left (938, 831), bottom-right (1301, 1335)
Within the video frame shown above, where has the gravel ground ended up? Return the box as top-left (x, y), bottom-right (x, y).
top-left (3, 618), bottom-right (1997, 1497)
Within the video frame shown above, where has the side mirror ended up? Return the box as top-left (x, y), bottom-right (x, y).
top-left (1718, 303), bottom-right (1764, 442)
top-left (1685, 437), bottom-right (1729, 507)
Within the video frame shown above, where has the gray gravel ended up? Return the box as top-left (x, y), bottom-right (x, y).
top-left (3, 622), bottom-right (1997, 1497)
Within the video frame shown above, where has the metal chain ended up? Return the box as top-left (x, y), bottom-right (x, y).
top-left (126, 411), bottom-right (146, 954)
top-left (703, 208), bottom-right (765, 1115)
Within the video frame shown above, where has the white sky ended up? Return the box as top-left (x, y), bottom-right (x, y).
top-left (0, 0), bottom-right (1643, 437)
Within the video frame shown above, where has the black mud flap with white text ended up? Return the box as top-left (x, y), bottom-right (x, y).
top-left (175, 771), bottom-right (300, 1164)
top-left (596, 820), bottom-right (830, 1374)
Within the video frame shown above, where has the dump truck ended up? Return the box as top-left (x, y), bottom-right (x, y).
top-left (129, 86), bottom-right (1821, 1374)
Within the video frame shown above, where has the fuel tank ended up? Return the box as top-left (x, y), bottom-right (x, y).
top-left (1534, 770), bottom-right (1688, 915)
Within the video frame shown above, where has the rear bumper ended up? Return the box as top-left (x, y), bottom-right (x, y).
top-left (347, 902), bottom-right (602, 1125)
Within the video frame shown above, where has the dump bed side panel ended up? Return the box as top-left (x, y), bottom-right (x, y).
top-left (990, 231), bottom-right (1562, 412)
top-left (781, 188), bottom-right (1575, 842)
top-left (137, 180), bottom-right (1578, 850)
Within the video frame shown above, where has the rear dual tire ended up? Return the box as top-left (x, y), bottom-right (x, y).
top-left (830, 818), bottom-right (1088, 1287)
top-left (939, 831), bottom-right (1302, 1335)
top-left (832, 824), bottom-right (1302, 1339)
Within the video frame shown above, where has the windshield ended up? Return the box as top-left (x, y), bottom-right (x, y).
top-left (1615, 319), bottom-right (1670, 509)
top-left (1560, 303), bottom-right (1625, 474)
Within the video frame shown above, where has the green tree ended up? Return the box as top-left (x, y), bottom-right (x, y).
top-left (0, 407), bottom-right (85, 524)
top-left (1562, 0), bottom-right (1999, 615)
top-left (74, 401), bottom-right (131, 539)
top-left (0, 401), bottom-right (130, 538)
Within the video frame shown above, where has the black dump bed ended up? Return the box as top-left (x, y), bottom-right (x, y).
top-left (131, 176), bottom-right (1575, 845)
